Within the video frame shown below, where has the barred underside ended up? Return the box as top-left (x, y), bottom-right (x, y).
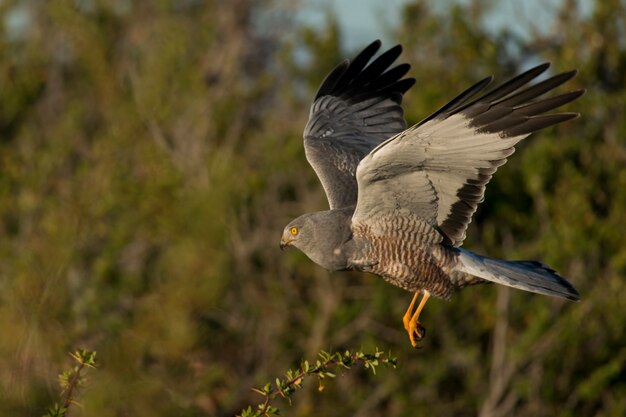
top-left (351, 214), bottom-right (454, 299)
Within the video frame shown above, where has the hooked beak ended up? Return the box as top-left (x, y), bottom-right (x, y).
top-left (280, 233), bottom-right (294, 251)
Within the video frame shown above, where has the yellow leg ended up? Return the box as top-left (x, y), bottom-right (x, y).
top-left (406, 291), bottom-right (430, 347)
top-left (402, 292), bottom-right (420, 332)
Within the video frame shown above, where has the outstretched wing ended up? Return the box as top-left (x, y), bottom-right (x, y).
top-left (303, 40), bottom-right (415, 209)
top-left (353, 63), bottom-right (584, 246)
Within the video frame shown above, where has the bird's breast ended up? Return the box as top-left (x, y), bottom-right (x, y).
top-left (350, 216), bottom-right (453, 297)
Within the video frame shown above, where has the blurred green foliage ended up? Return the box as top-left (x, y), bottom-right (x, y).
top-left (0, 0), bottom-right (624, 416)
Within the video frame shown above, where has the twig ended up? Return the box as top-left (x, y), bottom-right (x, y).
top-left (238, 348), bottom-right (397, 417)
top-left (44, 349), bottom-right (98, 417)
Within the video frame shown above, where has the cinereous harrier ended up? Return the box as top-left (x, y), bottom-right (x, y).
top-left (280, 41), bottom-right (582, 347)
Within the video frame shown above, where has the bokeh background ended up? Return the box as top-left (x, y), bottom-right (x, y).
top-left (0, 0), bottom-right (625, 416)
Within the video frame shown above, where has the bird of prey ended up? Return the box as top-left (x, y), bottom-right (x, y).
top-left (280, 40), bottom-right (582, 347)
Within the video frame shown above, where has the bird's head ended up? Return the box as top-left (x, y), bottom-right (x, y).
top-left (280, 212), bottom-right (335, 253)
top-left (279, 210), bottom-right (353, 271)
top-left (279, 216), bottom-right (309, 251)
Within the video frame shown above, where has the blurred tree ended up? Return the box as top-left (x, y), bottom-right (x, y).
top-left (0, 0), bottom-right (624, 416)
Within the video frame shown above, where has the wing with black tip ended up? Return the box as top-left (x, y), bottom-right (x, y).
top-left (303, 40), bottom-right (415, 209)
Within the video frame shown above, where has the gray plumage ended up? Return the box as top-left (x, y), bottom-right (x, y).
top-left (281, 40), bottom-right (581, 304)
top-left (303, 41), bottom-right (415, 209)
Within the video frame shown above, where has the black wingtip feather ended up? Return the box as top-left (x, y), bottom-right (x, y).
top-left (368, 64), bottom-right (412, 91)
top-left (351, 44), bottom-right (404, 89)
top-left (315, 41), bottom-right (413, 102)
top-left (416, 76), bottom-right (494, 128)
top-left (458, 63), bottom-right (551, 113)
top-left (513, 89), bottom-right (585, 115)
top-left (314, 60), bottom-right (350, 100)
top-left (502, 113), bottom-right (580, 137)
top-left (304, 41), bottom-right (415, 208)
top-left (391, 78), bottom-right (417, 95)
top-left (494, 70), bottom-right (580, 107)
top-left (436, 63), bottom-right (583, 139)
top-left (336, 40), bottom-right (383, 87)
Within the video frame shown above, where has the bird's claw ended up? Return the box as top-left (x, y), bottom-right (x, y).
top-left (402, 292), bottom-right (430, 348)
top-left (408, 321), bottom-right (426, 348)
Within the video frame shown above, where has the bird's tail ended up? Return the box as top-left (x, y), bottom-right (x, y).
top-left (456, 248), bottom-right (580, 301)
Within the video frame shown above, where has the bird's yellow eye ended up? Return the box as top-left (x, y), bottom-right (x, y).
top-left (290, 227), bottom-right (298, 235)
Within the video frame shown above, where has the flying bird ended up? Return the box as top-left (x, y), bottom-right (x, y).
top-left (280, 40), bottom-right (582, 347)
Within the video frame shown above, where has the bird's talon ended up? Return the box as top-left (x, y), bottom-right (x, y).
top-left (408, 321), bottom-right (426, 347)
top-left (412, 323), bottom-right (426, 341)
top-left (403, 292), bottom-right (429, 347)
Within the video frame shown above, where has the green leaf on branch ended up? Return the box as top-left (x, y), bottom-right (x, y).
top-left (43, 349), bottom-right (98, 417)
top-left (237, 348), bottom-right (397, 417)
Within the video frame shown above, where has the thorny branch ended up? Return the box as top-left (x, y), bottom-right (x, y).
top-left (238, 348), bottom-right (397, 417)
